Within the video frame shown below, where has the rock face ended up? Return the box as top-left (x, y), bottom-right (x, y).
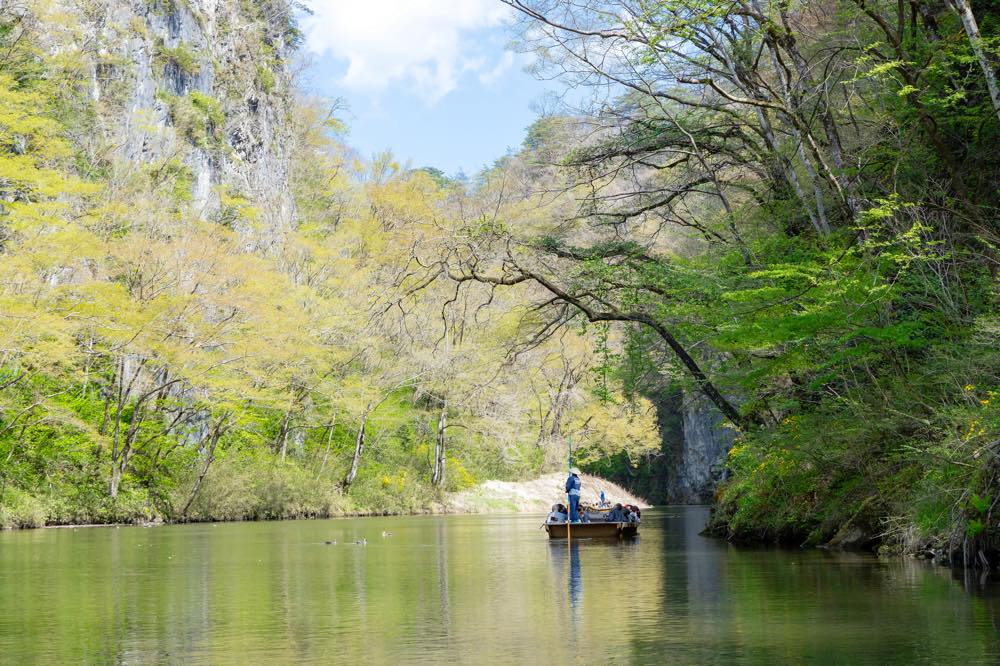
top-left (667, 391), bottom-right (737, 503)
top-left (605, 383), bottom-right (737, 505)
top-left (826, 524), bottom-right (873, 551)
top-left (42, 0), bottom-right (296, 246)
top-left (26, 0), bottom-right (299, 449)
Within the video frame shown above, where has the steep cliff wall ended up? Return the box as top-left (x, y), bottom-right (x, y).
top-left (668, 390), bottom-right (736, 503)
top-left (40, 0), bottom-right (297, 246)
top-left (649, 386), bottom-right (735, 504)
top-left (591, 379), bottom-right (736, 505)
top-left (10, 0), bottom-right (303, 458)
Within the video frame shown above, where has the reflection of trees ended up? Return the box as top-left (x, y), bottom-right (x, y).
top-left (712, 533), bottom-right (1000, 663)
top-left (5, 514), bottom-right (1000, 663)
top-left (436, 519), bottom-right (451, 635)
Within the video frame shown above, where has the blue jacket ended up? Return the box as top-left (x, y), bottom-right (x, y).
top-left (565, 474), bottom-right (581, 496)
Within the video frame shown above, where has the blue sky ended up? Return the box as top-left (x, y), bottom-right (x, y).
top-left (300, 1), bottom-right (552, 177)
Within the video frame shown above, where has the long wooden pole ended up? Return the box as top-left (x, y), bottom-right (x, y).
top-left (566, 437), bottom-right (572, 543)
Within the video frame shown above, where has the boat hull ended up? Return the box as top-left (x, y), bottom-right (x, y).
top-left (545, 522), bottom-right (638, 539)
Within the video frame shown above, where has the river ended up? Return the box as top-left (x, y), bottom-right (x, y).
top-left (1, 507), bottom-right (998, 664)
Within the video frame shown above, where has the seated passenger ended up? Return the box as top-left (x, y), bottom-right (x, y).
top-left (546, 503), bottom-right (568, 523)
top-left (605, 503), bottom-right (627, 522)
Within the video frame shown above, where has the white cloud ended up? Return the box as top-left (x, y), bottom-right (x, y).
top-left (303, 0), bottom-right (512, 103)
top-left (478, 50), bottom-right (514, 86)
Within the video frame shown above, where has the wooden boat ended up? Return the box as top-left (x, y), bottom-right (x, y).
top-left (545, 521), bottom-right (638, 539)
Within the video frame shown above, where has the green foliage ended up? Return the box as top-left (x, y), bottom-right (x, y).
top-left (411, 166), bottom-right (449, 187)
top-left (489, 0), bottom-right (1000, 561)
top-left (6, 0), bottom-right (998, 565)
top-left (154, 40), bottom-right (201, 76)
top-left (157, 90), bottom-right (225, 150)
top-left (0, 376), bottom-right (515, 525)
top-left (255, 65), bottom-right (275, 94)
top-left (1, 6), bottom-right (609, 530)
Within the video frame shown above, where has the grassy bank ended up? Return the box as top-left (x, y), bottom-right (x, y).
top-left (0, 461), bottom-right (640, 530)
top-left (0, 375), bottom-right (547, 529)
top-left (702, 334), bottom-right (1000, 566)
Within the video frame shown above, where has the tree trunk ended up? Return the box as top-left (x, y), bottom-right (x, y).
top-left (772, 0), bottom-right (860, 217)
top-left (756, 107), bottom-right (822, 233)
top-left (275, 411), bottom-right (291, 462)
top-left (949, 0), bottom-right (1000, 122)
top-left (181, 415), bottom-right (230, 518)
top-left (521, 270), bottom-right (748, 429)
top-left (636, 315), bottom-right (745, 429)
top-left (99, 358), bottom-right (119, 436)
top-left (108, 356), bottom-right (144, 499)
top-left (109, 461), bottom-right (123, 499)
top-left (431, 405), bottom-right (447, 487)
top-left (764, 39), bottom-right (832, 234)
top-left (795, 136), bottom-right (831, 235)
top-left (106, 359), bottom-right (182, 500)
top-left (343, 403), bottom-right (372, 490)
top-left (315, 417), bottom-right (336, 480)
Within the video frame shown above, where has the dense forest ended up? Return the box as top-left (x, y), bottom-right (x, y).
top-left (0, 0), bottom-right (659, 527)
top-left (483, 0), bottom-right (1000, 564)
top-left (1, 0), bottom-right (999, 566)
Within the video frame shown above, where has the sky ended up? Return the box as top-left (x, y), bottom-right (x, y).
top-left (299, 0), bottom-right (552, 177)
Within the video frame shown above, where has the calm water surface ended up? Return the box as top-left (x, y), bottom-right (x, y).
top-left (1, 507), bottom-right (998, 664)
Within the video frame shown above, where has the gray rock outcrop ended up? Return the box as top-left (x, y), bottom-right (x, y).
top-left (43, 0), bottom-right (296, 247)
top-left (667, 390), bottom-right (737, 503)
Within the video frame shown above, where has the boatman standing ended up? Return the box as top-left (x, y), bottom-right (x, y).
top-left (565, 468), bottom-right (582, 522)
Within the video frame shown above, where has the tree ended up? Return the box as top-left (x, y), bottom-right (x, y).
top-left (947, 0), bottom-right (1000, 122)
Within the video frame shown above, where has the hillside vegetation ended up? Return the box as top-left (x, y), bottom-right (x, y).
top-left (2, 0), bottom-right (1000, 568)
top-left (434, 0), bottom-right (999, 565)
top-left (0, 0), bottom-right (658, 528)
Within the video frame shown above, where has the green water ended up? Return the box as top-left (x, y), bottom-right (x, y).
top-left (1, 507), bottom-right (998, 665)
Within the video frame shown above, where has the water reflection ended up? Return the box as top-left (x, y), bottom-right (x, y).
top-left (569, 540), bottom-right (582, 613)
top-left (548, 539), bottom-right (584, 624)
top-left (436, 518), bottom-right (451, 638)
top-left (1, 509), bottom-right (999, 664)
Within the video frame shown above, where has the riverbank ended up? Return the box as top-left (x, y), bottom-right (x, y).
top-left (0, 472), bottom-right (646, 530)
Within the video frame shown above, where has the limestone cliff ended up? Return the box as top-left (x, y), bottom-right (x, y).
top-left (670, 391), bottom-right (736, 503)
top-left (598, 382), bottom-right (736, 505)
top-left (39, 0), bottom-right (297, 246)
